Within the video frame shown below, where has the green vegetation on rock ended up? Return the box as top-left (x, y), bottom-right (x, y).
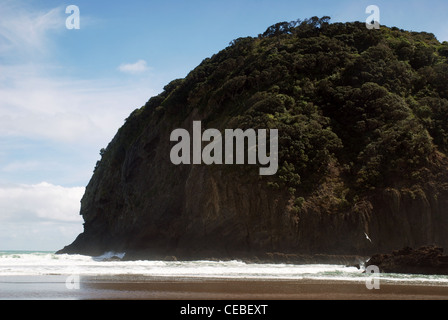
top-left (130, 17), bottom-right (447, 208)
top-left (59, 18), bottom-right (448, 258)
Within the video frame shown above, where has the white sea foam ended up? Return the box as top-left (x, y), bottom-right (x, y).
top-left (1, 251), bottom-right (448, 285)
top-left (93, 251), bottom-right (126, 261)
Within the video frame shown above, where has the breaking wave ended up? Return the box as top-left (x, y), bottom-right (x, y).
top-left (1, 251), bottom-right (448, 285)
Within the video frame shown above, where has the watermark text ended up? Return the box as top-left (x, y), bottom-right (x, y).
top-left (170, 121), bottom-right (278, 176)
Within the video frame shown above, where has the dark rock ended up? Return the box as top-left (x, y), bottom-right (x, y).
top-left (366, 246), bottom-right (448, 275)
top-left (57, 20), bottom-right (448, 261)
top-left (103, 256), bottom-right (122, 262)
top-left (164, 256), bottom-right (178, 262)
top-left (254, 253), bottom-right (366, 265)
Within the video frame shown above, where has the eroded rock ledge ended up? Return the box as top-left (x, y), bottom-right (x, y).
top-left (366, 246), bottom-right (448, 275)
top-left (57, 20), bottom-right (448, 261)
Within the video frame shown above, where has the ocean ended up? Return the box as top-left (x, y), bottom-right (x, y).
top-left (1, 250), bottom-right (365, 280)
top-left (1, 251), bottom-right (448, 300)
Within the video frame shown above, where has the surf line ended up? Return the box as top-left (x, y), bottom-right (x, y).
top-left (170, 121), bottom-right (278, 176)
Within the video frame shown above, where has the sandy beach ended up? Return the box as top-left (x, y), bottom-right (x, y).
top-left (1, 275), bottom-right (448, 300)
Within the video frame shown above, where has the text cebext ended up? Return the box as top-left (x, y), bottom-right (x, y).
top-left (180, 304), bottom-right (268, 317)
top-left (170, 121), bottom-right (278, 176)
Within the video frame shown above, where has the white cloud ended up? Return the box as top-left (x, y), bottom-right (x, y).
top-left (0, 3), bottom-right (159, 149)
top-left (118, 59), bottom-right (149, 74)
top-left (0, 182), bottom-right (84, 223)
top-left (0, 1), bottom-right (65, 57)
top-left (0, 220), bottom-right (83, 251)
top-left (0, 64), bottom-right (157, 146)
top-left (0, 1), bottom-right (161, 250)
top-left (0, 3), bottom-right (160, 189)
top-left (0, 182), bottom-right (85, 251)
top-left (1, 160), bottom-right (42, 173)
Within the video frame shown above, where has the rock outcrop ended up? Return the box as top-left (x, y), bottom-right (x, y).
top-left (57, 19), bottom-right (448, 261)
top-left (366, 246), bottom-right (448, 275)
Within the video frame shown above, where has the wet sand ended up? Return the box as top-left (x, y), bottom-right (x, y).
top-left (1, 275), bottom-right (448, 300)
top-left (83, 279), bottom-right (448, 300)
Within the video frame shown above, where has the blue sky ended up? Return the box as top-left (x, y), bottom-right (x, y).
top-left (1, 0), bottom-right (447, 251)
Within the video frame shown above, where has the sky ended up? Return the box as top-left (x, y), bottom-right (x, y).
top-left (1, 0), bottom-right (447, 251)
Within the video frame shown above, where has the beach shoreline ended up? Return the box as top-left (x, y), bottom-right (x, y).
top-left (1, 275), bottom-right (448, 300)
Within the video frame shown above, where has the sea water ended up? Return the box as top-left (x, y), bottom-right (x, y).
top-left (1, 250), bottom-right (448, 285)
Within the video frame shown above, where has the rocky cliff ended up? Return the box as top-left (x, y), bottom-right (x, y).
top-left (58, 18), bottom-right (448, 260)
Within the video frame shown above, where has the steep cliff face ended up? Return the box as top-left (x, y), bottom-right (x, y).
top-left (58, 19), bottom-right (448, 259)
